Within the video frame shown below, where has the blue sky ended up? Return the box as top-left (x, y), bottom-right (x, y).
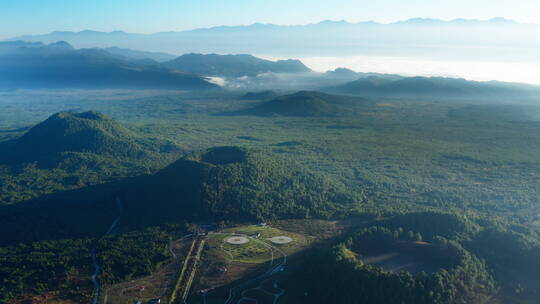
top-left (1, 0), bottom-right (539, 39)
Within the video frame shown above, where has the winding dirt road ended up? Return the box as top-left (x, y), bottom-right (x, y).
top-left (91, 197), bottom-right (123, 304)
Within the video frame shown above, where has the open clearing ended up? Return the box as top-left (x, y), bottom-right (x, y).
top-left (268, 236), bottom-right (293, 244)
top-left (188, 224), bottom-right (310, 304)
top-left (226, 236), bottom-right (250, 245)
top-left (360, 242), bottom-right (447, 275)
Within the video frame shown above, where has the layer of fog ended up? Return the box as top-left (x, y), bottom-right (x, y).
top-left (261, 55), bottom-right (540, 85)
top-left (217, 72), bottom-right (349, 91)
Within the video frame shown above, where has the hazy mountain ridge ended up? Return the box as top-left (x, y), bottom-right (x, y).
top-left (100, 46), bottom-right (177, 62)
top-left (8, 18), bottom-right (540, 60)
top-left (325, 76), bottom-right (540, 100)
top-left (164, 53), bottom-right (311, 77)
top-left (0, 41), bottom-right (218, 90)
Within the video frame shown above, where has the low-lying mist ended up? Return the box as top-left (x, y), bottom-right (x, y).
top-left (261, 55), bottom-right (540, 85)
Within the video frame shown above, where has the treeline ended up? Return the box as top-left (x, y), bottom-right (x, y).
top-left (0, 227), bottom-right (173, 303)
top-left (378, 211), bottom-right (478, 240)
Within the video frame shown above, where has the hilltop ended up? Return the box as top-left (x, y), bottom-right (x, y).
top-left (232, 91), bottom-right (370, 117)
top-left (12, 111), bottom-right (143, 160)
top-left (0, 111), bottom-right (181, 204)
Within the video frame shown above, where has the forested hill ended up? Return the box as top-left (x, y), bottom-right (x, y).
top-left (0, 146), bottom-right (359, 245)
top-left (0, 111), bottom-right (181, 205)
top-left (16, 111), bottom-right (141, 157)
top-left (231, 91), bottom-right (371, 117)
top-left (123, 146), bottom-right (360, 225)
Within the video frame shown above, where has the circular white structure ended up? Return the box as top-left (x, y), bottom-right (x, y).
top-left (225, 236), bottom-right (250, 245)
top-left (268, 236), bottom-right (293, 244)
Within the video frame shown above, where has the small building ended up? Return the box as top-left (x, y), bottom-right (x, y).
top-left (250, 233), bottom-right (261, 239)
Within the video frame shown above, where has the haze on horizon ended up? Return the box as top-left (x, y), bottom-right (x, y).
top-left (1, 0), bottom-right (540, 38)
top-left (2, 0), bottom-right (540, 85)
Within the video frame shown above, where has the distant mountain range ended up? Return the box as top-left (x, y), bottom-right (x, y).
top-left (6, 18), bottom-right (540, 62)
top-left (0, 41), bottom-right (218, 90)
top-left (1, 40), bottom-right (539, 99)
top-left (100, 46), bottom-right (177, 62)
top-left (324, 76), bottom-right (540, 100)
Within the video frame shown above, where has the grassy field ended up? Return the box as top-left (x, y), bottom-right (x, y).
top-left (218, 225), bottom-right (309, 260)
top-left (187, 224), bottom-right (311, 304)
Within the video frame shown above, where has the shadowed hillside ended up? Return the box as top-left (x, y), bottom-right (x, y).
top-left (0, 146), bottom-right (359, 243)
top-left (0, 41), bottom-right (218, 90)
top-left (123, 146), bottom-right (359, 225)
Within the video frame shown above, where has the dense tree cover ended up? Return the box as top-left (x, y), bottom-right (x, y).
top-left (0, 146), bottom-right (356, 244)
top-left (294, 225), bottom-right (496, 304)
top-left (378, 212), bottom-right (479, 240)
top-left (13, 111), bottom-right (143, 160)
top-left (0, 238), bottom-right (94, 302)
top-left (466, 228), bottom-right (540, 300)
top-left (2, 92), bottom-right (540, 303)
top-left (0, 111), bottom-right (181, 205)
top-left (124, 146), bottom-right (360, 224)
top-left (0, 227), bottom-right (173, 303)
top-left (95, 228), bottom-right (171, 285)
